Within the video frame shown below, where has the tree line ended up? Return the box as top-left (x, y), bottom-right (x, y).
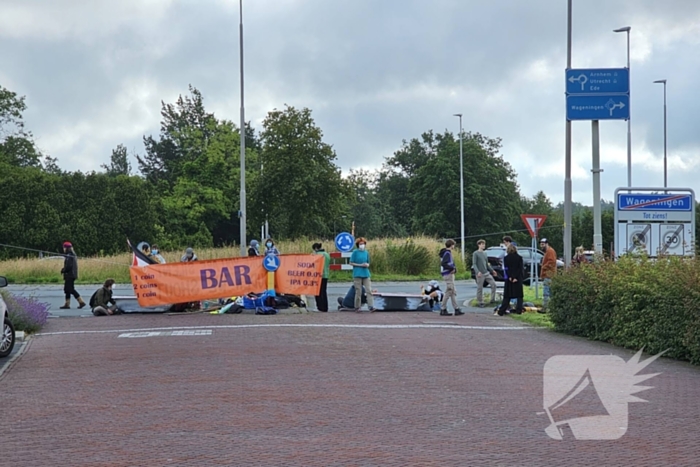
top-left (1, 83), bottom-right (678, 260)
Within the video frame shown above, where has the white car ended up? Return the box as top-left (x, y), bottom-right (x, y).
top-left (0, 276), bottom-right (16, 358)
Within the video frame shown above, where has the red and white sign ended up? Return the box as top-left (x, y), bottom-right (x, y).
top-left (521, 214), bottom-right (547, 238)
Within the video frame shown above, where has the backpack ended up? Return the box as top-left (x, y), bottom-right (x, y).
top-left (89, 289), bottom-right (100, 308)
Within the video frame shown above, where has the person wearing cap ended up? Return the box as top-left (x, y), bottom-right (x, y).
top-left (59, 241), bottom-right (86, 309)
top-left (181, 247), bottom-right (198, 262)
top-left (422, 280), bottom-right (444, 311)
top-left (539, 238), bottom-right (557, 310)
top-left (473, 239), bottom-right (498, 308)
top-left (248, 239), bottom-right (260, 257)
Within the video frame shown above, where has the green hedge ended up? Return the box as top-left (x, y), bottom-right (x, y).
top-left (549, 255), bottom-right (700, 365)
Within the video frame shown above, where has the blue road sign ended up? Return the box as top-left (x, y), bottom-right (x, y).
top-left (335, 232), bottom-right (355, 252)
top-left (263, 254), bottom-right (280, 272)
top-left (617, 193), bottom-right (693, 211)
top-left (566, 94), bottom-right (629, 121)
top-left (566, 68), bottom-right (629, 95)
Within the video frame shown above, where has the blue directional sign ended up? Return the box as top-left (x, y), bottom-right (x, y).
top-left (566, 68), bottom-right (629, 95)
top-left (566, 94), bottom-right (629, 121)
top-left (262, 254), bottom-right (280, 272)
top-left (618, 193), bottom-right (693, 211)
top-left (335, 232), bottom-right (355, 252)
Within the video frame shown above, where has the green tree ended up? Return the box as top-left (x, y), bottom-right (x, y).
top-left (102, 144), bottom-right (132, 176)
top-left (250, 105), bottom-right (345, 239)
top-left (0, 85), bottom-right (43, 169)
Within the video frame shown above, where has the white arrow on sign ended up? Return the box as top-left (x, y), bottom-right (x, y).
top-left (605, 99), bottom-right (626, 116)
top-left (568, 74), bottom-right (588, 91)
top-left (265, 256), bottom-right (278, 268)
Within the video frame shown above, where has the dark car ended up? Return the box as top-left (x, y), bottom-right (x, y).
top-left (1, 276), bottom-right (16, 358)
top-left (471, 246), bottom-right (564, 286)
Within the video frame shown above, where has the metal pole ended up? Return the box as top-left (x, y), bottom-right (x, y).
top-left (626, 29), bottom-right (631, 188)
top-left (592, 120), bottom-right (603, 254)
top-left (564, 0), bottom-right (573, 268)
top-left (238, 0), bottom-right (247, 256)
top-left (454, 113), bottom-right (465, 265)
top-left (654, 79), bottom-right (668, 190)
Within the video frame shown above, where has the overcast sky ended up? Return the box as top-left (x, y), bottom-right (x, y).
top-left (2, 0), bottom-right (699, 205)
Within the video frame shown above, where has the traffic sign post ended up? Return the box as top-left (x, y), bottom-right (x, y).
top-left (614, 187), bottom-right (695, 259)
top-left (335, 232), bottom-right (355, 252)
top-left (521, 214), bottom-right (547, 238)
top-left (262, 255), bottom-right (280, 295)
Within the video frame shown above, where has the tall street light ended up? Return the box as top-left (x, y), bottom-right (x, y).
top-left (564, 0), bottom-right (572, 268)
top-left (654, 79), bottom-right (668, 188)
top-left (453, 113), bottom-right (465, 265)
top-left (613, 26), bottom-right (631, 188)
top-left (239, 0), bottom-right (247, 256)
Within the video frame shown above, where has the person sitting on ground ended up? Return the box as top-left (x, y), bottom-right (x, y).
top-left (181, 247), bottom-right (198, 262)
top-left (91, 279), bottom-right (119, 316)
top-left (248, 239), bottom-right (260, 257)
top-left (338, 285), bottom-right (368, 310)
top-left (422, 280), bottom-right (444, 310)
top-left (264, 238), bottom-right (280, 256)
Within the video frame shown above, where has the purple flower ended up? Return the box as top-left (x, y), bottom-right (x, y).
top-left (1, 291), bottom-right (50, 333)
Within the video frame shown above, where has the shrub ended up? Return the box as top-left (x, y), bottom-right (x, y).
top-left (1, 290), bottom-right (50, 334)
top-left (549, 255), bottom-right (700, 365)
top-left (385, 239), bottom-right (433, 276)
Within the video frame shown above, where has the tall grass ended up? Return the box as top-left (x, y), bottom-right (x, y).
top-left (0, 236), bottom-right (472, 284)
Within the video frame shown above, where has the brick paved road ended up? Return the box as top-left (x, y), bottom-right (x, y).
top-left (1, 311), bottom-right (698, 466)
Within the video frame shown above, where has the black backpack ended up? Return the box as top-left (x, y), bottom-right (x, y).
top-left (89, 289), bottom-right (99, 308)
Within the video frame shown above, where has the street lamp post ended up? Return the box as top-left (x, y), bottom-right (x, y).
top-left (238, 0), bottom-right (247, 256)
top-left (453, 113), bottom-right (465, 265)
top-left (613, 26), bottom-right (632, 188)
top-left (653, 79), bottom-right (668, 188)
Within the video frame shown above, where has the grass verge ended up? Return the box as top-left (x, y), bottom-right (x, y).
top-left (509, 312), bottom-right (554, 329)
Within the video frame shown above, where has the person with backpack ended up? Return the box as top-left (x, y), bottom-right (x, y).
top-left (59, 241), bottom-right (86, 309)
top-left (90, 279), bottom-right (119, 316)
top-left (439, 239), bottom-right (463, 316)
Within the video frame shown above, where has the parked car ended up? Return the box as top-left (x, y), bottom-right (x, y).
top-left (471, 246), bottom-right (564, 286)
top-left (0, 276), bottom-right (16, 358)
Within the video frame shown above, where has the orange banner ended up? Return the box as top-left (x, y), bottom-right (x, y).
top-left (274, 254), bottom-right (325, 296)
top-left (130, 256), bottom-right (267, 307)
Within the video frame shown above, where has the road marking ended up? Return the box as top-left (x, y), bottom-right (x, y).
top-left (118, 330), bottom-right (213, 338)
top-left (36, 323), bottom-right (534, 337)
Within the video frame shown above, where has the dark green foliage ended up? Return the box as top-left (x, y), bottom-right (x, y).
top-left (549, 255), bottom-right (700, 365)
top-left (385, 240), bottom-right (433, 276)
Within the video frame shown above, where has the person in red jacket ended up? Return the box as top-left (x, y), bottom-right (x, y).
top-left (539, 238), bottom-right (557, 310)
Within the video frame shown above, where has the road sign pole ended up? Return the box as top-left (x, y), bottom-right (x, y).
top-left (564, 0), bottom-right (573, 268)
top-left (533, 230), bottom-right (539, 300)
top-left (592, 120), bottom-right (603, 254)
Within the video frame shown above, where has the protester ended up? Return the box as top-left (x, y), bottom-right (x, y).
top-left (539, 238), bottom-right (558, 310)
top-left (59, 241), bottom-right (86, 309)
top-left (473, 239), bottom-right (498, 308)
top-left (572, 246), bottom-right (589, 266)
top-left (312, 242), bottom-right (331, 312)
top-left (151, 244), bottom-right (166, 264)
top-left (496, 244), bottom-right (524, 316)
top-left (438, 239), bottom-right (463, 316)
top-left (349, 237), bottom-right (376, 312)
top-left (181, 247), bottom-right (198, 262)
top-left (264, 238), bottom-right (280, 256)
top-left (422, 280), bottom-right (444, 310)
top-left (90, 279), bottom-right (119, 316)
top-left (248, 239), bottom-right (260, 257)
top-left (337, 285), bottom-right (368, 310)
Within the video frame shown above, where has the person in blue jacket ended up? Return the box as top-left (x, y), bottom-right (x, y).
top-left (349, 237), bottom-right (376, 312)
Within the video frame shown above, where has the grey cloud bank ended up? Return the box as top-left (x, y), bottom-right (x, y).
top-left (1, 0), bottom-right (699, 205)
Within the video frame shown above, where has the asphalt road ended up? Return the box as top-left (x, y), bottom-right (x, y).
top-left (6, 280), bottom-right (482, 317)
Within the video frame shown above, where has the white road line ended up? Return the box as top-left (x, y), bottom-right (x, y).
top-left (118, 330), bottom-right (213, 338)
top-left (36, 323), bottom-right (534, 336)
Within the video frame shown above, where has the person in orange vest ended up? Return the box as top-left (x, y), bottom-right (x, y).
top-left (539, 238), bottom-right (557, 310)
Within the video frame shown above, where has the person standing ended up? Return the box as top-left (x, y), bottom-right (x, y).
top-left (312, 242), bottom-right (331, 312)
top-left (59, 241), bottom-right (86, 309)
top-left (496, 244), bottom-right (524, 316)
top-left (572, 246), bottom-right (589, 266)
top-left (349, 237), bottom-right (376, 312)
top-left (439, 239), bottom-right (463, 316)
top-left (264, 238), bottom-right (280, 256)
top-left (248, 239), bottom-right (260, 257)
top-left (181, 247), bottom-right (198, 262)
top-left (539, 238), bottom-right (557, 310)
top-left (473, 239), bottom-right (498, 307)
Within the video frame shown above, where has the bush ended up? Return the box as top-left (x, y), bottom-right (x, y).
top-left (1, 290), bottom-right (50, 334)
top-left (549, 255), bottom-right (700, 365)
top-left (385, 239), bottom-right (433, 276)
